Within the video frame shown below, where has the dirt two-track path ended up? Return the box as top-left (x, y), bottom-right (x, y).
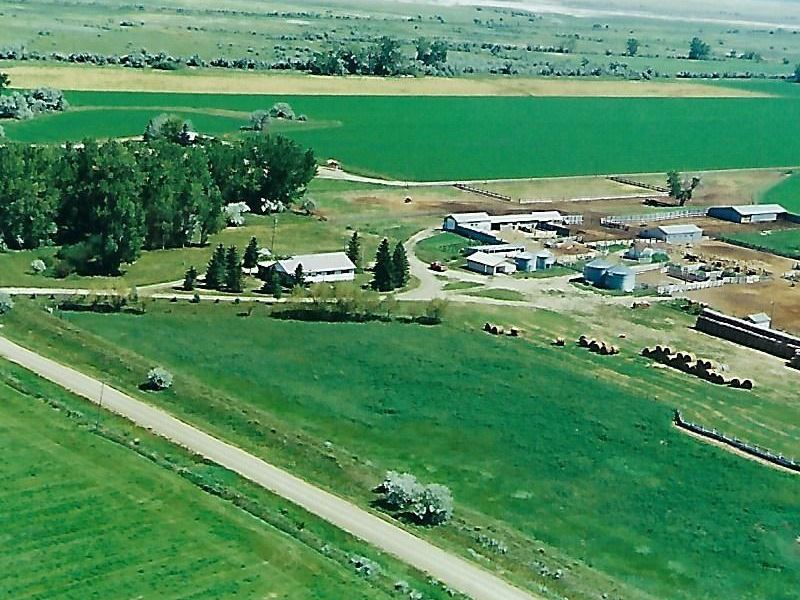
top-left (0, 336), bottom-right (537, 600)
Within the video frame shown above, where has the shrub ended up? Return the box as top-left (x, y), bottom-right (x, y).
top-left (269, 102), bottom-right (295, 120)
top-left (223, 202), bottom-right (251, 226)
top-left (375, 471), bottom-right (453, 526)
top-left (30, 259), bottom-right (47, 274)
top-left (0, 292), bottom-right (13, 315)
top-left (146, 367), bottom-right (173, 390)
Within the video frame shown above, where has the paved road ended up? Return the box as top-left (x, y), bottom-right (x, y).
top-left (0, 335), bottom-right (537, 600)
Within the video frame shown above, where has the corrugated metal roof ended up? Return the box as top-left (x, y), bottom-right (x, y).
top-left (747, 312), bottom-right (771, 323)
top-left (276, 252), bottom-right (356, 274)
top-left (535, 249), bottom-right (554, 258)
top-left (447, 212), bottom-right (490, 223)
top-left (657, 224), bottom-right (703, 235)
top-left (489, 211), bottom-right (562, 224)
top-left (468, 243), bottom-right (524, 252)
top-left (516, 252), bottom-right (536, 260)
top-left (466, 251), bottom-right (512, 267)
top-left (730, 204), bottom-right (787, 216)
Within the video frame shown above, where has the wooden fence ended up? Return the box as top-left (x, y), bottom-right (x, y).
top-left (674, 410), bottom-right (798, 473)
top-left (608, 176), bottom-right (669, 193)
top-left (601, 207), bottom-right (708, 226)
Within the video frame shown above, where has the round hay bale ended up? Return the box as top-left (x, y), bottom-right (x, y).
top-left (742, 379), bottom-right (753, 390)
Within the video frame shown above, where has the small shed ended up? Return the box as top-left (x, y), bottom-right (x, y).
top-left (642, 224), bottom-right (703, 244)
top-left (535, 249), bottom-right (555, 270)
top-left (514, 252), bottom-right (537, 272)
top-left (708, 204), bottom-right (787, 224)
top-left (466, 251), bottom-right (517, 275)
top-left (746, 312), bottom-right (772, 329)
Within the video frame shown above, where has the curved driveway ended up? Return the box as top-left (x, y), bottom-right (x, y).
top-left (0, 335), bottom-right (537, 600)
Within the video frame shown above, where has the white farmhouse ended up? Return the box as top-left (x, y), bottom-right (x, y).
top-left (272, 252), bottom-right (356, 283)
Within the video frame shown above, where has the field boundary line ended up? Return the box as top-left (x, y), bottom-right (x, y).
top-left (0, 335), bottom-right (538, 600)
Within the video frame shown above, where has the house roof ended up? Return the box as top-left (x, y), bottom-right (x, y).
top-left (276, 252), bottom-right (356, 274)
top-left (467, 251), bottom-right (513, 268)
top-left (447, 212), bottom-right (490, 223)
top-left (535, 249), bottom-right (554, 258)
top-left (747, 312), bottom-right (771, 324)
top-left (729, 204), bottom-right (787, 216)
top-left (515, 252), bottom-right (536, 260)
top-left (657, 224), bottom-right (703, 235)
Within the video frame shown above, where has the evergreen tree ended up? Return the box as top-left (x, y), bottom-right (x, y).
top-left (271, 269), bottom-right (283, 299)
top-left (293, 262), bottom-right (305, 286)
top-left (243, 236), bottom-right (259, 269)
top-left (346, 231), bottom-right (362, 272)
top-left (205, 244), bottom-right (226, 289)
top-left (372, 238), bottom-right (394, 292)
top-left (183, 265), bottom-right (198, 291)
top-left (666, 170), bottom-right (682, 199)
top-left (225, 245), bottom-right (243, 292)
top-left (391, 242), bottom-right (409, 288)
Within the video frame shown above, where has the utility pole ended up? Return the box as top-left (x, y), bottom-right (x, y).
top-left (271, 216), bottom-right (278, 255)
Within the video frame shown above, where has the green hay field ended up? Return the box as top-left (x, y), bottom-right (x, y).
top-left (3, 301), bottom-right (798, 600)
top-left (0, 360), bottom-right (447, 600)
top-left (5, 86), bottom-right (800, 181)
top-left (724, 229), bottom-right (800, 259)
top-left (759, 172), bottom-right (800, 213)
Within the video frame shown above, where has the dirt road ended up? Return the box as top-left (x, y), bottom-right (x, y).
top-left (0, 335), bottom-right (537, 600)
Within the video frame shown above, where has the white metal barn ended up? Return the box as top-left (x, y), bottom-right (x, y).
top-left (274, 252), bottom-right (356, 283)
top-left (642, 224), bottom-right (703, 244)
top-left (466, 251), bottom-right (517, 275)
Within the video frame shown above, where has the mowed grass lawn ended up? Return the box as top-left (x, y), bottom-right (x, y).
top-left (0, 362), bottom-right (436, 600)
top-left (5, 87), bottom-right (800, 180)
top-left (4, 301), bottom-right (798, 599)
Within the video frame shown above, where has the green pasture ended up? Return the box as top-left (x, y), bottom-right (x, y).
top-left (724, 228), bottom-right (800, 259)
top-left (5, 88), bottom-right (800, 180)
top-left (759, 171), bottom-right (800, 213)
top-left (414, 232), bottom-right (469, 265)
top-left (3, 300), bottom-right (797, 600)
top-left (0, 360), bottom-right (447, 600)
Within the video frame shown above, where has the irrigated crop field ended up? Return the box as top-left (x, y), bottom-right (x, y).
top-left (3, 300), bottom-right (798, 600)
top-left (4, 85), bottom-right (800, 181)
top-left (0, 360), bottom-right (447, 600)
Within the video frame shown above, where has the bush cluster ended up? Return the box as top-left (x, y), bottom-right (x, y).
top-left (375, 471), bottom-right (454, 526)
top-left (0, 87), bottom-right (68, 120)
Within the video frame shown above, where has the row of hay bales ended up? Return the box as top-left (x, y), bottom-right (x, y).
top-left (578, 335), bottom-right (620, 356)
top-left (483, 322), bottom-right (520, 337)
top-left (642, 346), bottom-right (753, 389)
